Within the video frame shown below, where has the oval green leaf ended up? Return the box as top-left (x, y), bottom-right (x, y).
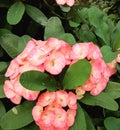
top-left (25, 4), bottom-right (48, 26)
top-left (0, 101), bottom-right (35, 129)
top-left (104, 81), bottom-right (120, 99)
top-left (0, 34), bottom-right (19, 58)
top-left (63, 59), bottom-right (91, 90)
top-left (70, 104), bottom-right (86, 130)
top-left (7, 2), bottom-right (25, 25)
top-left (0, 75), bottom-right (6, 98)
top-left (0, 62), bottom-right (8, 74)
top-left (20, 70), bottom-right (58, 91)
top-left (44, 17), bottom-right (65, 40)
top-left (104, 117), bottom-right (120, 130)
top-left (0, 101), bottom-right (6, 119)
top-left (100, 45), bottom-right (118, 63)
top-left (81, 92), bottom-right (119, 111)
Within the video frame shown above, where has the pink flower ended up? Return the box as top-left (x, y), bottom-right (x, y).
top-left (70, 43), bottom-right (89, 60)
top-left (32, 105), bottom-right (43, 121)
top-left (68, 92), bottom-right (77, 109)
top-left (87, 42), bottom-right (102, 60)
top-left (53, 108), bottom-right (67, 128)
top-left (56, 90), bottom-right (68, 107)
top-left (66, 109), bottom-right (76, 127)
top-left (75, 87), bottom-right (85, 99)
top-left (56, 0), bottom-right (75, 6)
top-left (44, 51), bottom-right (66, 75)
top-left (15, 39), bottom-right (36, 65)
top-left (3, 80), bottom-right (22, 104)
top-left (5, 60), bottom-right (19, 79)
top-left (37, 91), bottom-right (56, 107)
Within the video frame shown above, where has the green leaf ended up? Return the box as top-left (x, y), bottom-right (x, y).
top-left (44, 17), bottom-right (65, 40)
top-left (0, 62), bottom-right (8, 74)
top-left (20, 70), bottom-right (58, 91)
top-left (63, 59), bottom-right (91, 90)
top-left (0, 28), bottom-right (11, 37)
top-left (104, 81), bottom-right (120, 99)
top-left (17, 122), bottom-right (39, 130)
top-left (100, 45), bottom-right (118, 62)
top-left (25, 4), bottom-right (48, 26)
top-left (0, 75), bottom-right (6, 98)
top-left (111, 21), bottom-right (120, 50)
top-left (104, 117), bottom-right (120, 130)
top-left (0, 101), bottom-right (6, 119)
top-left (18, 35), bottom-right (32, 54)
top-left (81, 92), bottom-right (118, 111)
top-left (84, 110), bottom-right (95, 130)
top-left (0, 34), bottom-right (19, 58)
top-left (0, 101), bottom-right (35, 129)
top-left (58, 33), bottom-right (76, 45)
top-left (88, 6), bottom-right (110, 45)
top-left (7, 2), bottom-right (25, 25)
top-left (70, 104), bottom-right (86, 130)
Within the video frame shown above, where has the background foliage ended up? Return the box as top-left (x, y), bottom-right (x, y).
top-left (0, 0), bottom-right (120, 130)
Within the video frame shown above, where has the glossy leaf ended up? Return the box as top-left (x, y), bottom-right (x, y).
top-left (44, 17), bottom-right (65, 40)
top-left (20, 70), bottom-right (58, 91)
top-left (0, 75), bottom-right (6, 98)
top-left (81, 92), bottom-right (118, 111)
top-left (104, 117), bottom-right (120, 130)
top-left (0, 101), bottom-right (6, 118)
top-left (70, 104), bottom-right (86, 130)
top-left (84, 110), bottom-right (95, 130)
top-left (111, 21), bottom-right (120, 50)
top-left (0, 101), bottom-right (35, 129)
top-left (63, 59), bottom-right (91, 89)
top-left (0, 28), bottom-right (11, 37)
top-left (7, 2), bottom-right (25, 25)
top-left (88, 6), bottom-right (110, 45)
top-left (25, 4), bottom-right (48, 26)
top-left (0, 62), bottom-right (8, 74)
top-left (100, 45), bottom-right (118, 62)
top-left (0, 34), bottom-right (19, 58)
top-left (18, 35), bottom-right (32, 54)
top-left (58, 33), bottom-right (76, 45)
top-left (104, 81), bottom-right (120, 99)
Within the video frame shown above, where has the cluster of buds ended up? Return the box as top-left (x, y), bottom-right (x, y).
top-left (32, 90), bottom-right (77, 130)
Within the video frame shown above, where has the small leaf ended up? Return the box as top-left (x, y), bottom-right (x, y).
top-left (0, 34), bottom-right (19, 58)
top-left (83, 110), bottom-right (95, 130)
top-left (100, 45), bottom-right (118, 62)
top-left (70, 104), bottom-right (86, 130)
top-left (0, 101), bottom-right (6, 118)
top-left (0, 28), bottom-right (11, 37)
top-left (104, 81), bottom-right (120, 99)
top-left (104, 117), bottom-right (120, 130)
top-left (18, 35), bottom-right (32, 54)
top-left (0, 101), bottom-right (35, 129)
top-left (0, 75), bottom-right (6, 98)
top-left (88, 6), bottom-right (110, 45)
top-left (20, 70), bottom-right (58, 91)
top-left (44, 17), bottom-right (65, 40)
top-left (25, 4), bottom-right (48, 26)
top-left (111, 21), bottom-right (120, 50)
top-left (0, 62), bottom-right (9, 74)
top-left (81, 92), bottom-right (118, 111)
top-left (58, 33), bottom-right (76, 45)
top-left (63, 59), bottom-right (91, 89)
top-left (7, 2), bottom-right (25, 25)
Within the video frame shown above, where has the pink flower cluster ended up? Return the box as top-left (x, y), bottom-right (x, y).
top-left (4, 37), bottom-right (118, 105)
top-left (70, 43), bottom-right (117, 97)
top-left (32, 90), bottom-right (77, 130)
top-left (56, 0), bottom-right (75, 6)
